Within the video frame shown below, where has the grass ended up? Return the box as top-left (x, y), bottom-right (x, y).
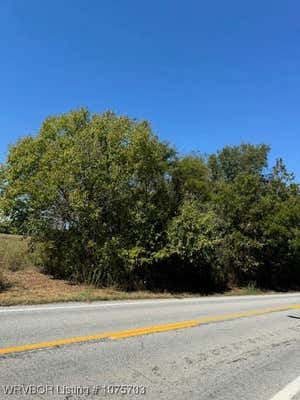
top-left (0, 268), bottom-right (188, 306)
top-left (223, 285), bottom-right (267, 296)
top-left (0, 235), bottom-right (186, 305)
top-left (0, 233), bottom-right (276, 306)
top-left (0, 270), bottom-right (6, 291)
top-left (0, 234), bottom-right (32, 272)
top-left (0, 233), bottom-right (33, 291)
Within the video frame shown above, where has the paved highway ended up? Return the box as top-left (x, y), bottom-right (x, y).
top-left (1, 293), bottom-right (300, 399)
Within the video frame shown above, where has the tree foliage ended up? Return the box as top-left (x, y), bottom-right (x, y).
top-left (1, 109), bottom-right (300, 291)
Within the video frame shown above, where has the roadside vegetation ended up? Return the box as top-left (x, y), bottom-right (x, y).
top-left (0, 108), bottom-right (300, 300)
top-left (0, 234), bottom-right (31, 290)
top-left (0, 234), bottom-right (268, 306)
top-left (0, 234), bottom-right (184, 305)
top-left (0, 234), bottom-right (31, 271)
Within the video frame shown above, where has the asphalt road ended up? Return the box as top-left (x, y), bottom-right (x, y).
top-left (1, 293), bottom-right (300, 400)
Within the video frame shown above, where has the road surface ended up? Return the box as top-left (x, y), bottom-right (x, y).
top-left (1, 293), bottom-right (300, 399)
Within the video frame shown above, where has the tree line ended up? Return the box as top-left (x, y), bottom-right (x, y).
top-left (1, 109), bottom-right (300, 292)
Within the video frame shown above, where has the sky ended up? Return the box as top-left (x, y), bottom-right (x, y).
top-left (0, 0), bottom-right (299, 178)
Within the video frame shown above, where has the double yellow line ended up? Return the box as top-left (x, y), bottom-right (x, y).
top-left (1, 303), bottom-right (300, 356)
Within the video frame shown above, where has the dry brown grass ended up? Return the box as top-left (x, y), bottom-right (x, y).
top-left (0, 234), bottom-right (272, 306)
top-left (0, 234), bottom-right (32, 272)
top-left (0, 268), bottom-right (271, 306)
top-left (0, 268), bottom-right (185, 306)
top-left (0, 233), bottom-right (32, 291)
top-left (0, 270), bottom-right (6, 291)
top-left (0, 234), bottom-right (187, 305)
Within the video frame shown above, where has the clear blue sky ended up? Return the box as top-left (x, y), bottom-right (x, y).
top-left (1, 0), bottom-right (299, 178)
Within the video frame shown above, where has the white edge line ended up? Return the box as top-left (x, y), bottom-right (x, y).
top-left (0, 293), bottom-right (300, 314)
top-left (269, 375), bottom-right (300, 400)
top-left (0, 299), bottom-right (196, 313)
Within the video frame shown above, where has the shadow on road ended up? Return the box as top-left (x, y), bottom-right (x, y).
top-left (287, 315), bottom-right (300, 320)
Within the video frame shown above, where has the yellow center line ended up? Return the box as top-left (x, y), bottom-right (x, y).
top-left (1, 303), bottom-right (300, 356)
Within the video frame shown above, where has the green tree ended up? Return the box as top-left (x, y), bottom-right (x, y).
top-left (2, 114), bottom-right (300, 292)
top-left (153, 199), bottom-right (225, 292)
top-left (213, 173), bottom-right (267, 285)
top-left (211, 153), bottom-right (300, 288)
top-left (0, 109), bottom-right (176, 288)
top-left (172, 154), bottom-right (211, 203)
top-left (208, 143), bottom-right (269, 182)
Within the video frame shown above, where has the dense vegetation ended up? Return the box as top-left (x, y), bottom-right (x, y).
top-left (1, 109), bottom-right (300, 292)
